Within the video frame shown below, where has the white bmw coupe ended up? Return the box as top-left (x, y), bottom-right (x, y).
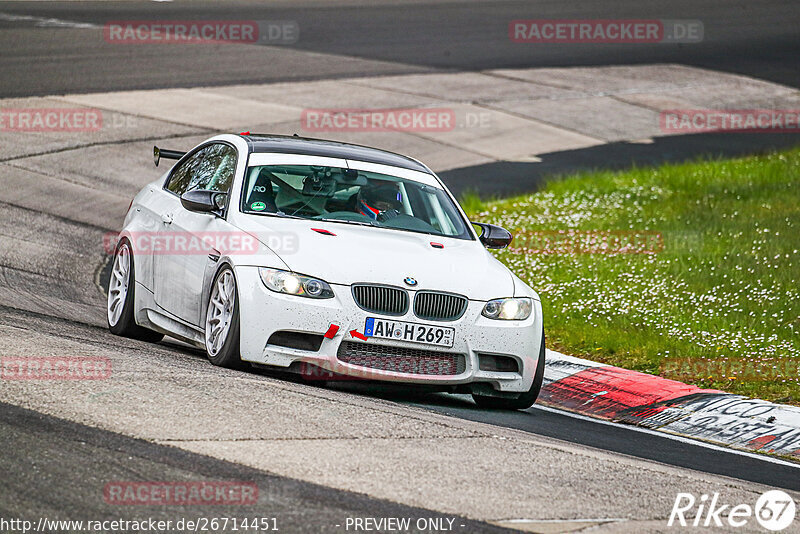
top-left (107, 134), bottom-right (545, 409)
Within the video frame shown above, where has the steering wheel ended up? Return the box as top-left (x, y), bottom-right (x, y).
top-left (377, 209), bottom-right (400, 222)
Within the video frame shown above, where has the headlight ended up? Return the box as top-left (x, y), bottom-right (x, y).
top-left (482, 298), bottom-right (532, 320)
top-left (258, 268), bottom-right (334, 299)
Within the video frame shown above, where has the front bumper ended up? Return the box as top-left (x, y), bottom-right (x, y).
top-left (235, 266), bottom-right (543, 393)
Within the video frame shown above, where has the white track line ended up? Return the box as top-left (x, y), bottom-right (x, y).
top-left (533, 404), bottom-right (800, 470)
top-left (0, 12), bottom-right (98, 29)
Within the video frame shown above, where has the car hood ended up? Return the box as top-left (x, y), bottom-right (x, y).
top-left (234, 216), bottom-right (514, 301)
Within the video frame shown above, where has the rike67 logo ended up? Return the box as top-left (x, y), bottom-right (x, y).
top-left (669, 490), bottom-right (796, 531)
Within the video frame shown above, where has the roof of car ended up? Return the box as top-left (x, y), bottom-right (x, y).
top-left (239, 134), bottom-right (431, 174)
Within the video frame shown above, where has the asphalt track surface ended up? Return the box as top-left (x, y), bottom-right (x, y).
top-left (0, 401), bottom-right (516, 533)
top-left (2, 1), bottom-right (800, 531)
top-left (0, 0), bottom-right (799, 98)
top-left (326, 382), bottom-right (800, 492)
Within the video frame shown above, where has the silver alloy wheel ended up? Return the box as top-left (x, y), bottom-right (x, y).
top-left (205, 270), bottom-right (236, 356)
top-left (107, 243), bottom-right (130, 326)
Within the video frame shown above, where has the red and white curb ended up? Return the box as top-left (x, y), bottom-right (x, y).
top-left (540, 350), bottom-right (800, 461)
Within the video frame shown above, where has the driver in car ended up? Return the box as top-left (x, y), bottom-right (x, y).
top-left (357, 183), bottom-right (403, 222)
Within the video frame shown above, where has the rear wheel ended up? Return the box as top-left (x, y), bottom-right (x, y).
top-left (472, 329), bottom-right (545, 410)
top-left (107, 240), bottom-right (164, 342)
top-left (204, 267), bottom-right (243, 368)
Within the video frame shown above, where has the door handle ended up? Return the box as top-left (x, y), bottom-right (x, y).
top-left (161, 213), bottom-right (173, 224)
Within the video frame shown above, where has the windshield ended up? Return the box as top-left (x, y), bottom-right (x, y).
top-left (240, 165), bottom-right (472, 240)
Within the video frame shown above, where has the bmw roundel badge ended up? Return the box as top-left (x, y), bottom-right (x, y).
top-left (403, 277), bottom-right (418, 287)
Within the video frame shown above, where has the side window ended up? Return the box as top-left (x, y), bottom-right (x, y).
top-left (204, 144), bottom-right (237, 194)
top-left (165, 143), bottom-right (237, 196)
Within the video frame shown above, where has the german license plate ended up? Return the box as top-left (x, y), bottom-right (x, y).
top-left (364, 317), bottom-right (454, 348)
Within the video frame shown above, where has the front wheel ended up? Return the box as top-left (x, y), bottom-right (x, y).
top-left (472, 329), bottom-right (545, 410)
top-left (204, 266), bottom-right (243, 368)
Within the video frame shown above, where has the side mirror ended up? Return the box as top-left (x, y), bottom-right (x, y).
top-left (180, 190), bottom-right (227, 216)
top-left (472, 222), bottom-right (513, 249)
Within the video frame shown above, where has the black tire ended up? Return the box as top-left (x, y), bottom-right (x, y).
top-left (107, 239), bottom-right (164, 343)
top-left (472, 329), bottom-right (545, 410)
top-left (204, 266), bottom-right (244, 369)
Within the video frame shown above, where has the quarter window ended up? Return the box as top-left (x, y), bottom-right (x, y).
top-left (165, 143), bottom-right (237, 196)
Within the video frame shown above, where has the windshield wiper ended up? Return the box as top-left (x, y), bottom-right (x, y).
top-left (252, 211), bottom-right (305, 220)
top-left (315, 217), bottom-right (378, 227)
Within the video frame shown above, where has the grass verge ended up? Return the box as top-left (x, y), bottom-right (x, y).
top-left (464, 148), bottom-right (800, 404)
